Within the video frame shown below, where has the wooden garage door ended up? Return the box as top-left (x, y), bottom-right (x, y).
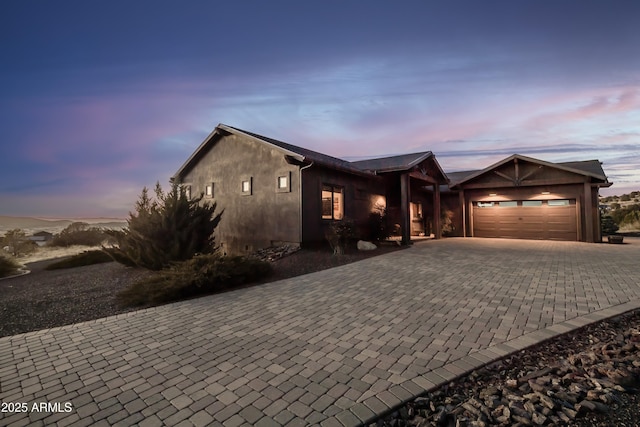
top-left (472, 200), bottom-right (577, 241)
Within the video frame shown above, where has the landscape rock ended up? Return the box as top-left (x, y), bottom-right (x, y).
top-left (249, 244), bottom-right (300, 262)
top-left (368, 309), bottom-right (640, 427)
top-left (357, 240), bottom-right (378, 251)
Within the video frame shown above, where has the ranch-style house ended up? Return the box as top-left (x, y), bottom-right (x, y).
top-left (172, 124), bottom-right (611, 254)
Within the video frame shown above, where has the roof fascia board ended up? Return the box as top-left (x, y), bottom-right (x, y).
top-left (218, 124), bottom-right (305, 162)
top-left (172, 126), bottom-right (223, 180)
top-left (515, 154), bottom-right (606, 181)
top-left (225, 125), bottom-right (375, 178)
top-left (452, 154), bottom-right (606, 187)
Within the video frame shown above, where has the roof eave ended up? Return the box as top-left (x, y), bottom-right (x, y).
top-left (172, 126), bottom-right (223, 181)
top-left (453, 154), bottom-right (607, 187)
top-left (218, 124), bottom-right (305, 163)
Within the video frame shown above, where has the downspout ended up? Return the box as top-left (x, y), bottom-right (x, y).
top-left (298, 161), bottom-right (314, 246)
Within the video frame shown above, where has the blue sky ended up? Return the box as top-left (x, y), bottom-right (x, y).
top-left (1, 1), bottom-right (639, 217)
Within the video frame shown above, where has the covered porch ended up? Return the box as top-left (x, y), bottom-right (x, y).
top-left (352, 152), bottom-right (449, 246)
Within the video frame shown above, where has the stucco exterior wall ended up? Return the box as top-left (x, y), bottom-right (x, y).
top-left (179, 133), bottom-right (300, 254)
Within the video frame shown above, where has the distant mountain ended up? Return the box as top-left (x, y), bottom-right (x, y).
top-left (0, 216), bottom-right (126, 235)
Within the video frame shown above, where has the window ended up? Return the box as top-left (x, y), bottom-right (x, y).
top-left (276, 172), bottom-right (291, 192)
top-left (476, 202), bottom-right (495, 207)
top-left (322, 185), bottom-right (344, 220)
top-left (499, 201), bottom-right (518, 207)
top-left (205, 183), bottom-right (214, 198)
top-left (278, 176), bottom-right (288, 189)
top-left (182, 185), bottom-right (191, 199)
top-left (411, 202), bottom-right (423, 219)
top-left (522, 200), bottom-right (542, 206)
top-left (548, 199), bottom-right (570, 206)
top-left (241, 178), bottom-right (252, 195)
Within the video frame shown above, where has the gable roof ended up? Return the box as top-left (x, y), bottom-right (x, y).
top-left (173, 124), bottom-right (374, 179)
top-left (448, 154), bottom-right (610, 187)
top-left (353, 151), bottom-right (449, 183)
top-left (351, 152), bottom-right (432, 173)
top-left (223, 125), bottom-right (372, 176)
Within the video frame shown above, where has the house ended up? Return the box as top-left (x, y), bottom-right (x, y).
top-left (172, 124), bottom-right (611, 254)
top-left (28, 231), bottom-right (54, 247)
top-left (172, 124), bottom-right (448, 254)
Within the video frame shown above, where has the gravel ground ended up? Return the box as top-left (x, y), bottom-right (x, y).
top-left (372, 309), bottom-right (640, 426)
top-left (0, 258), bottom-right (152, 338)
top-left (0, 245), bottom-right (403, 338)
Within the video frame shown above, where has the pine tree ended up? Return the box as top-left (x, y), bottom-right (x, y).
top-left (105, 182), bottom-right (222, 270)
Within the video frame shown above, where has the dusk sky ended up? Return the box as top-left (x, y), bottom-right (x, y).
top-left (1, 1), bottom-right (639, 218)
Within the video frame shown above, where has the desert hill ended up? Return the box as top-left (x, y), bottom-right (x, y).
top-left (0, 216), bottom-right (126, 236)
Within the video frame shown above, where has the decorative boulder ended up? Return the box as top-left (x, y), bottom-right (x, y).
top-left (357, 240), bottom-right (377, 251)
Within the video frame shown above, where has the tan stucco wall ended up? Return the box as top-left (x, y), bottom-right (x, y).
top-left (180, 134), bottom-right (300, 254)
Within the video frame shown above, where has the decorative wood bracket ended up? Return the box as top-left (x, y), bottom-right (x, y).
top-left (493, 160), bottom-right (543, 186)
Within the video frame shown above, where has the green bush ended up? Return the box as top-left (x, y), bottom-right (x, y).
top-left (610, 203), bottom-right (640, 226)
top-left (117, 254), bottom-right (272, 306)
top-left (0, 255), bottom-right (22, 278)
top-left (105, 182), bottom-right (223, 270)
top-left (366, 210), bottom-right (390, 242)
top-left (50, 222), bottom-right (109, 247)
top-left (601, 215), bottom-right (619, 235)
top-left (1, 229), bottom-right (37, 257)
top-left (324, 219), bottom-right (355, 255)
top-left (45, 250), bottom-right (113, 270)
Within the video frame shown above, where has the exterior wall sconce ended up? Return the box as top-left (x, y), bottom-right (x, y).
top-left (489, 192), bottom-right (497, 196)
top-left (541, 191), bottom-right (551, 195)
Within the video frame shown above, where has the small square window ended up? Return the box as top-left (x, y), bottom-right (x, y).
top-left (278, 176), bottom-right (288, 189)
top-left (205, 183), bottom-right (213, 197)
top-left (276, 172), bottom-right (291, 193)
top-left (182, 185), bottom-right (191, 199)
top-left (241, 178), bottom-right (252, 195)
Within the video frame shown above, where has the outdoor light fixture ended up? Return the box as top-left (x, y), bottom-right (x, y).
top-left (489, 192), bottom-right (497, 196)
top-left (541, 191), bottom-right (551, 195)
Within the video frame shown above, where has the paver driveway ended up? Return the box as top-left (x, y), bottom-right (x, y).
top-left (2, 238), bottom-right (640, 426)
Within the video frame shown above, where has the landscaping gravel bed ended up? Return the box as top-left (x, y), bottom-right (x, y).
top-left (371, 309), bottom-right (640, 427)
top-left (0, 259), bottom-right (152, 338)
top-left (0, 245), bottom-right (402, 338)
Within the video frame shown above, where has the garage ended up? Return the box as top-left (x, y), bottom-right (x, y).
top-left (472, 199), bottom-right (578, 241)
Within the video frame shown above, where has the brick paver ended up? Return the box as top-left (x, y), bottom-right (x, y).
top-left (2, 238), bottom-right (640, 426)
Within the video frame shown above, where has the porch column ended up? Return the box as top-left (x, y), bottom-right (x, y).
top-left (459, 189), bottom-right (466, 237)
top-left (584, 182), bottom-right (594, 243)
top-left (400, 173), bottom-right (411, 245)
top-left (433, 183), bottom-right (441, 239)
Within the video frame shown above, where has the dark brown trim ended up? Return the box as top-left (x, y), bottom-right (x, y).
top-left (408, 170), bottom-right (439, 185)
top-left (400, 173), bottom-right (411, 245)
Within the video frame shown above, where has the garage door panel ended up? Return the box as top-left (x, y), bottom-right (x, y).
top-left (473, 201), bottom-right (577, 241)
